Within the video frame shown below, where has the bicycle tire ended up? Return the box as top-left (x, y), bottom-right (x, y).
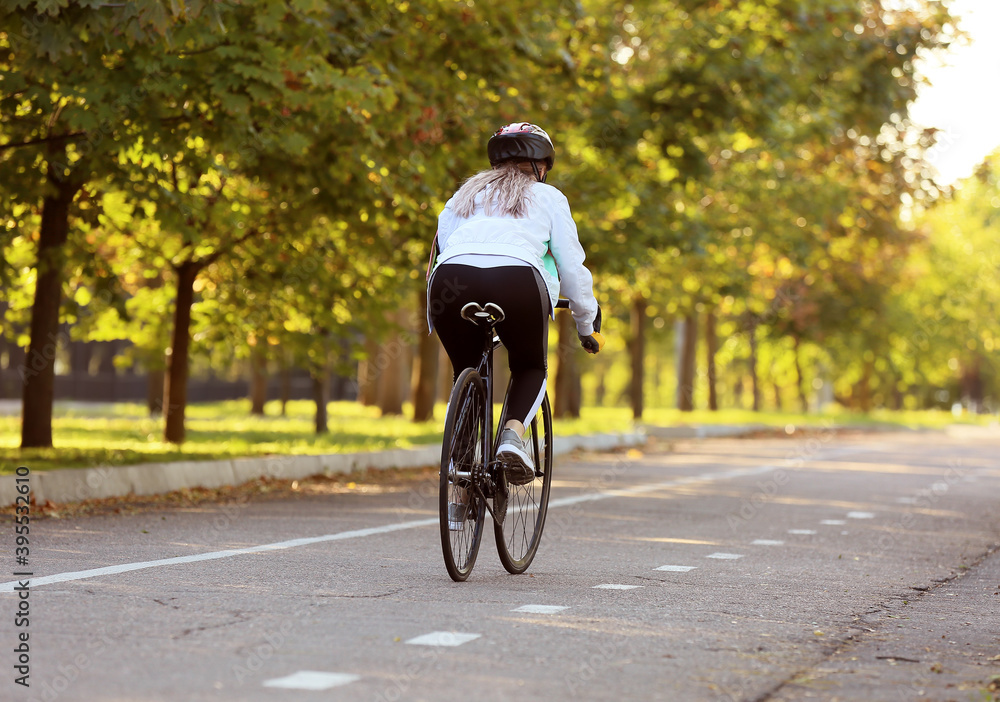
top-left (439, 368), bottom-right (488, 582)
top-left (495, 393), bottom-right (553, 574)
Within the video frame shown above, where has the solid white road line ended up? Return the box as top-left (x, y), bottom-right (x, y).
top-left (546, 463), bottom-right (779, 510)
top-left (0, 449), bottom-right (864, 593)
top-left (0, 518), bottom-right (435, 593)
top-left (262, 671), bottom-right (360, 691)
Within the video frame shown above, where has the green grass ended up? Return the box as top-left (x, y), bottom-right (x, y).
top-left (1, 400), bottom-right (444, 474)
top-left (0, 399), bottom-right (993, 474)
top-left (639, 406), bottom-right (996, 430)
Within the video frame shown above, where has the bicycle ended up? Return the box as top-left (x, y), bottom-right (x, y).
top-left (438, 298), bottom-right (600, 581)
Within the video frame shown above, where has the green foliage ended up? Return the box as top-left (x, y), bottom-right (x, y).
top-left (2, 0), bottom-right (989, 447)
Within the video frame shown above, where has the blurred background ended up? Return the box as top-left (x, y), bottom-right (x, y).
top-left (1, 0), bottom-right (997, 465)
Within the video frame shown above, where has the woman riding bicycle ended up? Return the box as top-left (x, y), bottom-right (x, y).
top-left (426, 121), bottom-right (602, 486)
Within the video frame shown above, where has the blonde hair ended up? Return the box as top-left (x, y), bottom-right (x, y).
top-left (451, 161), bottom-right (542, 219)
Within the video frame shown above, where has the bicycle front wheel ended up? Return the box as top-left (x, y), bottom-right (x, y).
top-left (439, 368), bottom-right (488, 582)
top-left (495, 393), bottom-right (553, 574)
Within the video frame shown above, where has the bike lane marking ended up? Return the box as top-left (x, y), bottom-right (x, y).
top-left (262, 671), bottom-right (360, 691)
top-left (0, 450), bottom-right (865, 593)
top-left (593, 584), bottom-right (643, 590)
top-left (405, 632), bottom-right (481, 646)
top-left (512, 605), bottom-right (569, 614)
top-left (0, 518), bottom-right (436, 592)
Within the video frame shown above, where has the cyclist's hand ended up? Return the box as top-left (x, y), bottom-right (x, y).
top-left (579, 332), bottom-right (605, 354)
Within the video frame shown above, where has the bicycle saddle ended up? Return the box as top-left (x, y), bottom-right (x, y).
top-left (460, 302), bottom-right (505, 325)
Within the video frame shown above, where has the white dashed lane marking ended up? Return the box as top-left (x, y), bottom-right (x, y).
top-left (847, 511), bottom-right (876, 519)
top-left (655, 565), bottom-right (698, 572)
top-left (788, 529), bottom-right (817, 535)
top-left (262, 671), bottom-right (360, 691)
top-left (751, 540), bottom-right (784, 546)
top-left (820, 519), bottom-right (847, 525)
top-left (3, 449), bottom-right (871, 593)
top-left (706, 553), bottom-right (745, 560)
top-left (512, 605), bottom-right (569, 614)
top-left (405, 632), bottom-right (481, 647)
top-left (593, 584), bottom-right (643, 590)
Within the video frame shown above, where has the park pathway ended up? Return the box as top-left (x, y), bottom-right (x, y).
top-left (3, 430), bottom-right (998, 701)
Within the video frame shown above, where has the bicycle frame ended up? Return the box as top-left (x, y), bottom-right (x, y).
top-left (458, 320), bottom-right (500, 515)
top-left (464, 298), bottom-right (573, 480)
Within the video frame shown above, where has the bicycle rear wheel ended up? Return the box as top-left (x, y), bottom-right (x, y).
top-left (495, 393), bottom-right (553, 574)
top-left (440, 368), bottom-right (488, 582)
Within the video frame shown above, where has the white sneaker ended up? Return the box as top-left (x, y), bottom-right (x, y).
top-left (448, 502), bottom-right (468, 531)
top-left (496, 428), bottom-right (535, 486)
top-left (448, 482), bottom-right (471, 531)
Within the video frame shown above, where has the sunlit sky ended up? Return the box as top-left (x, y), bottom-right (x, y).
top-left (909, 0), bottom-right (1000, 184)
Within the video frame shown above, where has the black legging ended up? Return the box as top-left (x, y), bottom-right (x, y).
top-left (429, 264), bottom-right (549, 427)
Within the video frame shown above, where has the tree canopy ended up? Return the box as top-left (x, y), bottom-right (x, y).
top-left (2, 0), bottom-right (991, 449)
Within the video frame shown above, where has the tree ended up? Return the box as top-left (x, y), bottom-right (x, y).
top-left (1, 1), bottom-right (179, 446)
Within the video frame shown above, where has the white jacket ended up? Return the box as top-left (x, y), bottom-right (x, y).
top-left (429, 181), bottom-right (599, 336)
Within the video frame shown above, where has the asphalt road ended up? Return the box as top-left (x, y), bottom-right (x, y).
top-left (3, 429), bottom-right (999, 702)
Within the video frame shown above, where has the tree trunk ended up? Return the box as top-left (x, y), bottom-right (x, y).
top-left (962, 354), bottom-right (984, 412)
top-left (793, 336), bottom-right (808, 413)
top-left (411, 293), bottom-right (439, 422)
top-left (357, 337), bottom-right (380, 406)
top-left (147, 368), bottom-right (165, 416)
top-left (772, 379), bottom-right (784, 411)
top-left (378, 314), bottom-right (410, 416)
top-left (312, 368), bottom-right (329, 434)
top-left (20, 165), bottom-right (79, 448)
top-left (677, 313), bottom-right (697, 412)
top-left (748, 320), bottom-right (761, 411)
top-left (629, 295), bottom-right (646, 421)
top-left (279, 354), bottom-right (291, 416)
top-left (705, 308), bottom-right (718, 411)
top-left (554, 309), bottom-right (581, 418)
top-left (594, 363), bottom-right (607, 406)
top-left (857, 358), bottom-right (873, 413)
top-left (163, 260), bottom-right (200, 444)
top-left (250, 340), bottom-right (268, 415)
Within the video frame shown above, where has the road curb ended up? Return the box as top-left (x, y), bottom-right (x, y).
top-left (642, 424), bottom-right (771, 439)
top-left (0, 431), bottom-right (648, 507)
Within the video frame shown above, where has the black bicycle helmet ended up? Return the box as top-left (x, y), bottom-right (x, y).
top-left (487, 122), bottom-right (555, 171)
